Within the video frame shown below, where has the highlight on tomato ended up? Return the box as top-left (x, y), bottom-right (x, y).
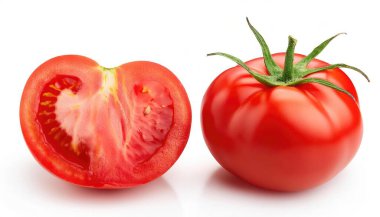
top-left (202, 18), bottom-right (369, 191)
top-left (20, 56), bottom-right (191, 188)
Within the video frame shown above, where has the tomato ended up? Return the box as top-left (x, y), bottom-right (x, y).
top-left (20, 55), bottom-right (191, 188)
top-left (202, 18), bottom-right (368, 191)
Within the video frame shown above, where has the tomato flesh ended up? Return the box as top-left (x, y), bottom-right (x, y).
top-left (21, 56), bottom-right (190, 188)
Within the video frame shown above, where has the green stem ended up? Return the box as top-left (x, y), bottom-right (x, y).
top-left (281, 36), bottom-right (297, 82)
top-left (300, 63), bottom-right (370, 82)
top-left (296, 33), bottom-right (346, 68)
top-left (207, 52), bottom-right (282, 86)
top-left (207, 18), bottom-right (369, 102)
top-left (246, 17), bottom-right (283, 76)
top-left (289, 77), bottom-right (355, 100)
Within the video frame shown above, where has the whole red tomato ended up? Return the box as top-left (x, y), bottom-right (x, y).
top-left (202, 18), bottom-right (368, 191)
top-left (20, 55), bottom-right (191, 188)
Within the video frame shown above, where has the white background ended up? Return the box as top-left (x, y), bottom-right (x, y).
top-left (1, 0), bottom-right (379, 216)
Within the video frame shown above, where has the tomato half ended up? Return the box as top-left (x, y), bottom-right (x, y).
top-left (20, 55), bottom-right (191, 188)
top-left (202, 19), bottom-right (367, 191)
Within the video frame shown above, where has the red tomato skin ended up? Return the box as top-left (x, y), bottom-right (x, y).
top-left (202, 53), bottom-right (362, 191)
top-left (20, 55), bottom-right (191, 188)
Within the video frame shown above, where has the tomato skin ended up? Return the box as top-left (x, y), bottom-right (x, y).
top-left (202, 53), bottom-right (362, 191)
top-left (20, 55), bottom-right (191, 188)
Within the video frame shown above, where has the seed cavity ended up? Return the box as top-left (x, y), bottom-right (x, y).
top-left (39, 110), bottom-right (53, 116)
top-left (53, 131), bottom-right (63, 140)
top-left (42, 92), bottom-right (57, 97)
top-left (71, 143), bottom-right (80, 155)
top-left (142, 86), bottom-right (150, 93)
top-left (143, 105), bottom-right (151, 116)
top-left (126, 82), bottom-right (174, 165)
top-left (49, 84), bottom-right (62, 91)
top-left (40, 101), bottom-right (52, 106)
top-left (44, 119), bottom-right (55, 125)
top-left (49, 127), bottom-right (60, 135)
top-left (37, 75), bottom-right (89, 169)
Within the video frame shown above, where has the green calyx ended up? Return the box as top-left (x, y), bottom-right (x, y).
top-left (208, 17), bottom-right (369, 100)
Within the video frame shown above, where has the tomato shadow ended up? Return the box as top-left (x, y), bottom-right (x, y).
top-left (22, 163), bottom-right (180, 207)
top-left (203, 167), bottom-right (319, 199)
top-left (195, 167), bottom-right (324, 216)
top-left (196, 167), bottom-right (355, 217)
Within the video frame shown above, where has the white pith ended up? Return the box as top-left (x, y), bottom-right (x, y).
top-left (55, 69), bottom-right (121, 154)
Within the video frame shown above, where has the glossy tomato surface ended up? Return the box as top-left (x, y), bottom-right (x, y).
top-left (20, 55), bottom-right (191, 188)
top-left (202, 53), bottom-right (362, 191)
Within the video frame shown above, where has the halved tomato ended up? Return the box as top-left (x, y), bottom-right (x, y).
top-left (20, 55), bottom-right (191, 188)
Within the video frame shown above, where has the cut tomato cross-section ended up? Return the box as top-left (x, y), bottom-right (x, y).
top-left (20, 55), bottom-right (191, 188)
